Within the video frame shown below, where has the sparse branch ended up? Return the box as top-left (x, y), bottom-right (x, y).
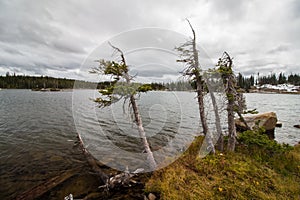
top-left (108, 42), bottom-right (126, 66)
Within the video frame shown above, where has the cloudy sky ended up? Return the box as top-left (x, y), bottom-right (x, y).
top-left (0, 0), bottom-right (299, 82)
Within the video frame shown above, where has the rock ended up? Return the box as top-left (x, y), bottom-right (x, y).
top-left (235, 112), bottom-right (278, 139)
top-left (235, 112), bottom-right (278, 131)
top-left (64, 194), bottom-right (73, 200)
top-left (276, 122), bottom-right (283, 128)
top-left (144, 193), bottom-right (157, 200)
top-left (294, 125), bottom-right (300, 129)
top-left (148, 193), bottom-right (156, 200)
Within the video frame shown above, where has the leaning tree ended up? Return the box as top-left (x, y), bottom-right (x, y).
top-left (90, 42), bottom-right (157, 170)
top-left (176, 19), bottom-right (215, 154)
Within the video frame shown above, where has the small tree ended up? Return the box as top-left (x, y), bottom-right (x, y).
top-left (176, 19), bottom-right (215, 154)
top-left (217, 52), bottom-right (248, 152)
top-left (91, 43), bottom-right (157, 170)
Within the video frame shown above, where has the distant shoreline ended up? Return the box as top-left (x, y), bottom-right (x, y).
top-left (1, 88), bottom-right (300, 95)
top-left (247, 88), bottom-right (300, 95)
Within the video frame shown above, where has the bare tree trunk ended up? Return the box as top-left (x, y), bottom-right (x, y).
top-left (237, 110), bottom-right (250, 130)
top-left (196, 78), bottom-right (215, 154)
top-left (210, 91), bottom-right (223, 152)
top-left (187, 19), bottom-right (215, 154)
top-left (196, 78), bottom-right (208, 135)
top-left (227, 77), bottom-right (237, 152)
top-left (130, 95), bottom-right (157, 170)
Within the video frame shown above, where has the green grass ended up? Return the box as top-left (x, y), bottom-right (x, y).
top-left (145, 132), bottom-right (300, 199)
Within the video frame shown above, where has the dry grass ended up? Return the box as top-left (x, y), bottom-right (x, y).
top-left (145, 135), bottom-right (300, 200)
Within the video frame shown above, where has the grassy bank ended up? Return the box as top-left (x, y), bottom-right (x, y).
top-left (145, 131), bottom-right (300, 199)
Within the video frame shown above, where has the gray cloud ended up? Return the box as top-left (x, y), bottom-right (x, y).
top-left (0, 0), bottom-right (299, 81)
top-left (131, 64), bottom-right (180, 78)
top-left (267, 44), bottom-right (291, 54)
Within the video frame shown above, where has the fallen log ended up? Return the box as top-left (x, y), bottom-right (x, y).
top-left (15, 134), bottom-right (111, 200)
top-left (15, 168), bottom-right (79, 200)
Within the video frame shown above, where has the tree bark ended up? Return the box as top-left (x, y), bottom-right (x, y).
top-left (227, 76), bottom-right (237, 152)
top-left (187, 19), bottom-right (215, 154)
top-left (130, 95), bottom-right (157, 170)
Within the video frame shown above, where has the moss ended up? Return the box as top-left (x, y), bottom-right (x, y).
top-left (145, 133), bottom-right (300, 200)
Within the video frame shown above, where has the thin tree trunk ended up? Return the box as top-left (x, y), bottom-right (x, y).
top-left (227, 78), bottom-right (237, 152)
top-left (130, 95), bottom-right (157, 170)
top-left (237, 110), bottom-right (250, 130)
top-left (196, 77), bottom-right (215, 154)
top-left (210, 91), bottom-right (223, 152)
top-left (188, 19), bottom-right (215, 154)
top-left (196, 78), bottom-right (208, 135)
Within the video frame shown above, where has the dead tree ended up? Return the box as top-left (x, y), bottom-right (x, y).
top-left (217, 52), bottom-right (248, 152)
top-left (91, 43), bottom-right (157, 170)
top-left (176, 19), bottom-right (215, 154)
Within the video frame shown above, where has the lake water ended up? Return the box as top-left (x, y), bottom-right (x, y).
top-left (243, 93), bottom-right (300, 144)
top-left (0, 90), bottom-right (299, 199)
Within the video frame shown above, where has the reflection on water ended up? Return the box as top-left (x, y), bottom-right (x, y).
top-left (0, 90), bottom-right (299, 199)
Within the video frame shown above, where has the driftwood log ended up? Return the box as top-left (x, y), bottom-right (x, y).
top-left (15, 168), bottom-right (79, 200)
top-left (15, 134), bottom-right (109, 200)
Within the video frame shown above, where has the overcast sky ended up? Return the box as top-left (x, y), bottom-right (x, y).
top-left (0, 0), bottom-right (299, 82)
